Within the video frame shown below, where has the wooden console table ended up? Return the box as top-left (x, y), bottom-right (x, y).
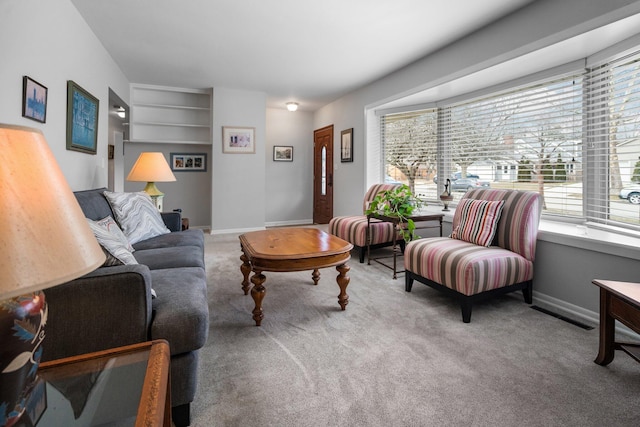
top-left (593, 279), bottom-right (640, 366)
top-left (367, 213), bottom-right (443, 279)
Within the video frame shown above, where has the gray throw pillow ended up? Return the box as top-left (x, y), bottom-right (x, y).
top-left (103, 191), bottom-right (170, 245)
top-left (86, 217), bottom-right (138, 266)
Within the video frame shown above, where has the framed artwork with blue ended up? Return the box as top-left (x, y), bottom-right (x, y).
top-left (22, 76), bottom-right (48, 123)
top-left (66, 80), bottom-right (99, 154)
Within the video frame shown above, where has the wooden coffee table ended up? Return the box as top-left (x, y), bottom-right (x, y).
top-left (239, 228), bottom-right (353, 326)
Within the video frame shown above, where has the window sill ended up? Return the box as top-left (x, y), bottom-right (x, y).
top-left (537, 220), bottom-right (640, 261)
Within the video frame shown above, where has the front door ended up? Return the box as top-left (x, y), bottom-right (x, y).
top-left (313, 125), bottom-right (333, 224)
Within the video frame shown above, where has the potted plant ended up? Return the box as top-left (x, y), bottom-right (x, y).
top-left (365, 184), bottom-right (425, 242)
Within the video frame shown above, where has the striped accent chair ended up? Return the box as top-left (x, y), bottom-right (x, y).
top-left (404, 188), bottom-right (542, 323)
top-left (329, 183), bottom-right (402, 263)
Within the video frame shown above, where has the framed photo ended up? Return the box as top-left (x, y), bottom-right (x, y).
top-left (66, 80), bottom-right (99, 155)
top-left (273, 145), bottom-right (293, 162)
top-left (341, 128), bottom-right (353, 162)
top-left (22, 76), bottom-right (48, 123)
top-left (222, 126), bottom-right (255, 154)
top-left (170, 152), bottom-right (208, 172)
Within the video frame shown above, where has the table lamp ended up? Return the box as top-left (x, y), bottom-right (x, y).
top-left (126, 152), bottom-right (176, 211)
top-left (0, 124), bottom-right (105, 426)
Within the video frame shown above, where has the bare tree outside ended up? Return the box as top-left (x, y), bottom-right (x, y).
top-left (383, 110), bottom-right (437, 194)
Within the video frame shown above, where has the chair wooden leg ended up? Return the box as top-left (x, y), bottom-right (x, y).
top-left (358, 246), bottom-right (365, 263)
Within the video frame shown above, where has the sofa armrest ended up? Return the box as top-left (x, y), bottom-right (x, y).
top-left (42, 264), bottom-right (154, 362)
top-left (161, 211), bottom-right (182, 232)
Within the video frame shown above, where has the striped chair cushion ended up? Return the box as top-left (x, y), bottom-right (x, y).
top-left (404, 237), bottom-right (534, 296)
top-left (328, 216), bottom-right (396, 248)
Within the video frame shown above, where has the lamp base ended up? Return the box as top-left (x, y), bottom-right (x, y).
top-left (0, 292), bottom-right (46, 427)
top-left (143, 182), bottom-right (164, 211)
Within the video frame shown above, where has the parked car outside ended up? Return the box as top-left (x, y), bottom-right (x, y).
top-left (434, 172), bottom-right (480, 184)
top-left (619, 185), bottom-right (640, 204)
top-left (450, 178), bottom-right (490, 192)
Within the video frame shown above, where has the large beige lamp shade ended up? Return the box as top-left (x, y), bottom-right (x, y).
top-left (0, 124), bottom-right (105, 425)
top-left (126, 152), bottom-right (176, 211)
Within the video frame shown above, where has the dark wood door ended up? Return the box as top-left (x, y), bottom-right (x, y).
top-left (313, 125), bottom-right (333, 224)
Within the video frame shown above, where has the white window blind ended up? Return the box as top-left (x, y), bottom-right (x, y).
top-left (585, 51), bottom-right (640, 229)
top-left (440, 75), bottom-right (584, 210)
top-left (381, 109), bottom-right (437, 200)
top-left (372, 47), bottom-right (640, 233)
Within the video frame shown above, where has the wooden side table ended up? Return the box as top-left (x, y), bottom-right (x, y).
top-left (367, 213), bottom-right (443, 279)
top-left (592, 279), bottom-right (640, 366)
top-left (28, 340), bottom-right (171, 426)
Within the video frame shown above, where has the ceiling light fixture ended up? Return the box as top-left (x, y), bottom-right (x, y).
top-left (286, 102), bottom-right (299, 112)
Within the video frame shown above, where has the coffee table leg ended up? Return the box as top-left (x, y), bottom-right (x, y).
top-left (312, 269), bottom-right (320, 285)
top-left (251, 270), bottom-right (266, 326)
top-left (336, 263), bottom-right (350, 310)
top-left (240, 251), bottom-right (252, 295)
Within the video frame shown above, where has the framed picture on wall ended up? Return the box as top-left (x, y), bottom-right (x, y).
top-left (66, 80), bottom-right (99, 154)
top-left (222, 126), bottom-right (255, 154)
top-left (22, 76), bottom-right (48, 123)
top-left (341, 128), bottom-right (353, 162)
top-left (170, 152), bottom-right (208, 171)
top-left (273, 146), bottom-right (293, 162)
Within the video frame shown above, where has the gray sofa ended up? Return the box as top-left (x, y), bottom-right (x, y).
top-left (42, 188), bottom-right (209, 427)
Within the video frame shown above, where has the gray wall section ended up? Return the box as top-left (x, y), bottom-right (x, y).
top-left (211, 87), bottom-right (267, 232)
top-left (123, 142), bottom-right (213, 227)
top-left (534, 240), bottom-right (640, 316)
top-left (265, 108), bottom-right (314, 226)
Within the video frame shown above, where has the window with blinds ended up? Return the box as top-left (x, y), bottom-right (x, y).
top-left (585, 52), bottom-right (640, 230)
top-left (378, 49), bottom-right (640, 232)
top-left (440, 75), bottom-right (584, 211)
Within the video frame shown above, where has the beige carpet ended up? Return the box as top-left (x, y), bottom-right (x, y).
top-left (190, 229), bottom-right (640, 426)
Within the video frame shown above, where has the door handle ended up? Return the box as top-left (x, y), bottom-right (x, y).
top-left (328, 173), bottom-right (333, 187)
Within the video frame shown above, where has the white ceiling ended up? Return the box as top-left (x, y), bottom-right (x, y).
top-left (70, 0), bottom-right (535, 111)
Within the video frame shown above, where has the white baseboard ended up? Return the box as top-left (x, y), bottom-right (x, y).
top-left (208, 220), bottom-right (314, 235)
top-left (264, 219), bottom-right (314, 227)
top-left (533, 291), bottom-right (640, 339)
top-left (209, 226), bottom-right (266, 235)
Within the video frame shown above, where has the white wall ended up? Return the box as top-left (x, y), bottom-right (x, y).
top-left (211, 88), bottom-right (267, 233)
top-left (265, 108), bottom-right (314, 226)
top-left (0, 0), bottom-right (130, 191)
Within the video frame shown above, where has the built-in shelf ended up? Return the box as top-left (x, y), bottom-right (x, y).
top-left (129, 84), bottom-right (212, 145)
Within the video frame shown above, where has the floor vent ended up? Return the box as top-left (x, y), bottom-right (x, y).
top-left (531, 305), bottom-right (595, 330)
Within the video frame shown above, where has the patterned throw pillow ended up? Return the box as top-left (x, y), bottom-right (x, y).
top-left (95, 215), bottom-right (134, 252)
top-left (103, 191), bottom-right (170, 245)
top-left (86, 217), bottom-right (138, 266)
top-left (450, 198), bottom-right (505, 247)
